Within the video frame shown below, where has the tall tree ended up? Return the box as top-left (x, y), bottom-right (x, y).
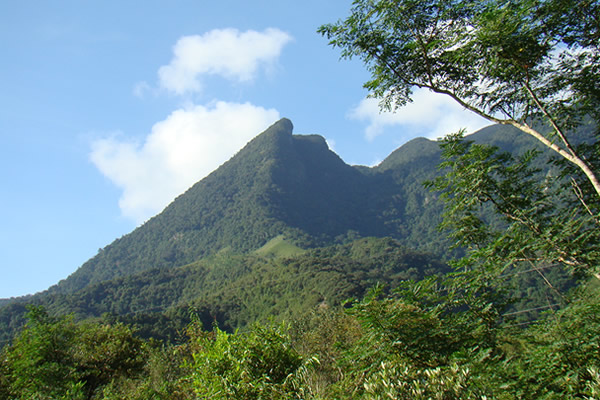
top-left (0, 307), bottom-right (149, 400)
top-left (319, 0), bottom-right (600, 199)
top-left (428, 132), bottom-right (600, 280)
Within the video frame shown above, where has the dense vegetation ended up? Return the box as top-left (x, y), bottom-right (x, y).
top-left (1, 281), bottom-right (598, 399)
top-left (1, 118), bottom-right (594, 400)
top-left (0, 237), bottom-right (450, 344)
top-left (41, 120), bottom-right (557, 297)
top-left (2, 0), bottom-right (599, 397)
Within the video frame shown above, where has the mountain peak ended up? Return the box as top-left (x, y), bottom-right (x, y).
top-left (47, 118), bottom-right (454, 294)
top-left (377, 137), bottom-right (441, 171)
top-left (255, 118), bottom-right (294, 142)
top-left (273, 117), bottom-right (293, 133)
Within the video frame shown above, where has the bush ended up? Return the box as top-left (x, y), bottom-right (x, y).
top-left (187, 322), bottom-right (307, 399)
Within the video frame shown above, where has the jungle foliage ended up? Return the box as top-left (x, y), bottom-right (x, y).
top-left (0, 237), bottom-right (450, 345)
top-left (2, 283), bottom-right (599, 399)
top-left (1, 0), bottom-right (599, 397)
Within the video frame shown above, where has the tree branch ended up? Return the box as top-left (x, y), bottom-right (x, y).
top-left (424, 84), bottom-right (600, 201)
top-left (365, 32), bottom-right (600, 201)
top-left (523, 77), bottom-right (578, 158)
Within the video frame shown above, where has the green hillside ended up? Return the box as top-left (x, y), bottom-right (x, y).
top-left (40, 118), bottom-right (451, 297)
top-left (0, 118), bottom-right (579, 347)
top-left (0, 118), bottom-right (589, 399)
top-left (0, 237), bottom-right (448, 343)
top-left (48, 118), bottom-right (558, 297)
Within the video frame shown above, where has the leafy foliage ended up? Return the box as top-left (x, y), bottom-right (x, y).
top-left (1, 1), bottom-right (598, 398)
top-left (0, 306), bottom-right (147, 399)
top-left (320, 0), bottom-right (600, 199)
top-left (429, 132), bottom-right (600, 278)
top-left (186, 322), bottom-right (306, 399)
top-left (313, 2), bottom-right (600, 397)
top-left (2, 286), bottom-right (599, 399)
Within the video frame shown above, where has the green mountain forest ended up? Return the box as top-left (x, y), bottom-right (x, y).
top-left (2, 0), bottom-right (600, 398)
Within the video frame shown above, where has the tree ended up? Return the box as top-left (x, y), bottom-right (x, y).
top-left (0, 307), bottom-right (83, 399)
top-left (320, 4), bottom-right (600, 396)
top-left (0, 306), bottom-right (148, 400)
top-left (185, 321), bottom-right (309, 400)
top-left (319, 0), bottom-right (600, 199)
top-left (428, 132), bottom-right (600, 279)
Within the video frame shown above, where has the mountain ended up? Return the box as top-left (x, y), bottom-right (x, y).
top-left (8, 237), bottom-right (445, 342)
top-left (1, 118), bottom-right (566, 344)
top-left (49, 118), bottom-right (452, 296)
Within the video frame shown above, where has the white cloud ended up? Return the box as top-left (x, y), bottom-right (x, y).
top-left (90, 101), bottom-right (280, 223)
top-left (158, 28), bottom-right (292, 95)
top-left (349, 88), bottom-right (491, 141)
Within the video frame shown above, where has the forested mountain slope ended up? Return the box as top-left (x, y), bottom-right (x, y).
top-left (51, 119), bottom-right (560, 296)
top-left (35, 238), bottom-right (448, 340)
top-left (0, 118), bottom-right (570, 345)
top-left (47, 118), bottom-right (452, 295)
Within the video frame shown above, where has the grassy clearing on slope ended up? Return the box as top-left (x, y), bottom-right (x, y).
top-left (255, 235), bottom-right (305, 258)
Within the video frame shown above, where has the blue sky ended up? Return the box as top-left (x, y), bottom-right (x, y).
top-left (0, 1), bottom-right (489, 299)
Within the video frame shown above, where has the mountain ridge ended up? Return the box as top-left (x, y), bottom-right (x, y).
top-left (10, 118), bottom-right (544, 300)
top-left (48, 118), bottom-right (446, 296)
top-left (0, 117), bottom-right (562, 345)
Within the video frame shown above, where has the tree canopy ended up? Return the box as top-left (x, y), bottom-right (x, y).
top-left (2, 2), bottom-right (600, 398)
top-left (319, 0), bottom-right (600, 198)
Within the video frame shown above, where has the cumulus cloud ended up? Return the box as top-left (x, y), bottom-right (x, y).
top-left (158, 28), bottom-right (292, 94)
top-left (90, 102), bottom-right (280, 223)
top-left (349, 88), bottom-right (491, 141)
